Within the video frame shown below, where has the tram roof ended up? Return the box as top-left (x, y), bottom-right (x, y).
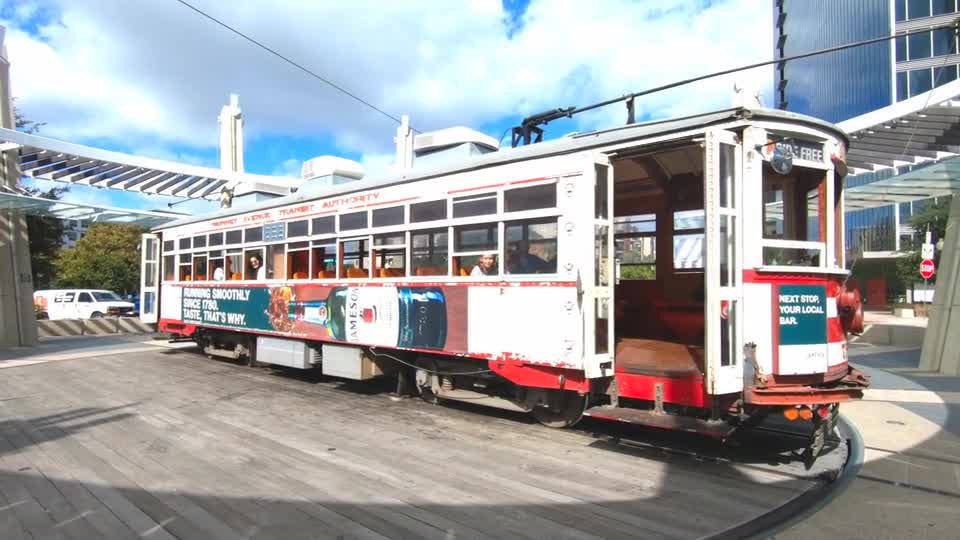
top-left (154, 106), bottom-right (847, 231)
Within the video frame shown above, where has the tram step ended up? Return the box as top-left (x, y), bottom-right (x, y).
top-left (584, 406), bottom-right (735, 438)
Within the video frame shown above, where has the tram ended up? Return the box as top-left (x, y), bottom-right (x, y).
top-left (140, 105), bottom-right (869, 458)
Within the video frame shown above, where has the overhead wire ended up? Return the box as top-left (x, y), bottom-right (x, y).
top-left (171, 0), bottom-right (420, 133)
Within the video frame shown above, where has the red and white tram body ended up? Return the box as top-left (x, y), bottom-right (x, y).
top-left (141, 107), bottom-right (869, 444)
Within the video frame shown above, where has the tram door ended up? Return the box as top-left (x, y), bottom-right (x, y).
top-left (704, 130), bottom-right (743, 395)
top-left (140, 233), bottom-right (161, 324)
top-left (588, 153), bottom-right (615, 378)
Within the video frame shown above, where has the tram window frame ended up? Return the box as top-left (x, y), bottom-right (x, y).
top-left (340, 211), bottom-right (368, 231)
top-left (312, 216), bottom-right (335, 236)
top-left (760, 163), bottom-right (828, 268)
top-left (673, 209), bottom-right (705, 271)
top-left (373, 233), bottom-right (407, 278)
top-left (163, 255), bottom-right (175, 281)
top-left (504, 218), bottom-right (558, 275)
top-left (339, 237), bottom-right (371, 279)
top-left (178, 237), bottom-right (191, 250)
top-left (453, 192), bottom-right (498, 218)
top-left (372, 206), bottom-right (405, 228)
top-left (225, 250), bottom-right (243, 280)
top-left (209, 232), bottom-right (224, 246)
top-left (264, 243), bottom-right (285, 280)
top-left (453, 223), bottom-right (499, 276)
top-left (244, 226), bottom-right (263, 243)
top-left (286, 241), bottom-right (311, 280)
top-left (163, 240), bottom-right (175, 253)
top-left (311, 241), bottom-right (337, 279)
top-left (244, 248), bottom-right (265, 280)
top-left (226, 230), bottom-right (243, 245)
top-left (287, 219), bottom-right (309, 238)
top-left (410, 199), bottom-right (447, 223)
top-left (614, 214), bottom-right (657, 281)
top-left (208, 250), bottom-right (225, 281)
top-left (504, 182), bottom-right (557, 213)
top-left (411, 228), bottom-right (449, 276)
top-left (192, 254), bottom-right (208, 281)
top-left (178, 253), bottom-right (193, 281)
top-left (193, 235), bottom-right (207, 249)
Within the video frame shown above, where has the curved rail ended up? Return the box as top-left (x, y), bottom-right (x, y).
top-left (708, 414), bottom-right (865, 540)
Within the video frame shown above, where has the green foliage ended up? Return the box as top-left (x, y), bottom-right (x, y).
top-left (894, 196), bottom-right (952, 288)
top-left (620, 264), bottom-right (656, 280)
top-left (54, 223), bottom-right (146, 295)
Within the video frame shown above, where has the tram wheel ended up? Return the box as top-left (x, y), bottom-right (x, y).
top-left (531, 390), bottom-right (588, 429)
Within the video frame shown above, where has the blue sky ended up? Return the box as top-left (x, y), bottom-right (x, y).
top-left (2, 0), bottom-right (771, 215)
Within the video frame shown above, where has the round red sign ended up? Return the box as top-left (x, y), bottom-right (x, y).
top-left (920, 259), bottom-right (936, 280)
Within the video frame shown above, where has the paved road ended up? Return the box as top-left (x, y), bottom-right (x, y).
top-left (0, 344), bottom-right (840, 539)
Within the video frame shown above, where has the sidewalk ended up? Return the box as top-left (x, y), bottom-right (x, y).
top-left (0, 333), bottom-right (195, 369)
top-left (775, 343), bottom-right (960, 540)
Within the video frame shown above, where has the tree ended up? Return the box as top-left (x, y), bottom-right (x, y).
top-left (895, 196), bottom-right (952, 292)
top-left (54, 223), bottom-right (145, 295)
top-left (13, 101), bottom-right (67, 289)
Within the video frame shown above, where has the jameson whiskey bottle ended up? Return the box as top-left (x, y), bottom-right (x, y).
top-left (288, 286), bottom-right (447, 349)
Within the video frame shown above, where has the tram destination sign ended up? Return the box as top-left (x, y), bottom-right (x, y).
top-left (777, 285), bottom-right (827, 345)
top-left (763, 138), bottom-right (826, 164)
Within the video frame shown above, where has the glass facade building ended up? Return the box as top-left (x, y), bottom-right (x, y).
top-left (775, 0), bottom-right (960, 256)
top-left (774, 0), bottom-right (892, 123)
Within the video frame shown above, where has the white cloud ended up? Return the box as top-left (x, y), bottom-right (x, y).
top-left (5, 0), bottom-right (773, 160)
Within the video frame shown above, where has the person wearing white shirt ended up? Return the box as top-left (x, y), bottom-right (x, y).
top-left (470, 253), bottom-right (497, 277)
top-left (249, 254), bottom-right (266, 280)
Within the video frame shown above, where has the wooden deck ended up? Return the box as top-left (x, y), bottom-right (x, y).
top-left (0, 345), bottom-right (834, 539)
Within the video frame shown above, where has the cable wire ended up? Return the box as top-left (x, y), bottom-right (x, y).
top-left (172, 0), bottom-right (419, 133)
top-left (367, 347), bottom-right (494, 376)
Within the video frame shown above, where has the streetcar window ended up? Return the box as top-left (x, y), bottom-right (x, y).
top-left (615, 214), bottom-right (656, 280)
top-left (244, 249), bottom-right (265, 280)
top-left (244, 226), bottom-right (263, 243)
top-left (673, 210), bottom-right (704, 270)
top-left (226, 251), bottom-right (243, 280)
top-left (265, 244), bottom-right (284, 279)
top-left (453, 223), bottom-right (498, 276)
top-left (193, 255), bottom-right (208, 281)
top-left (761, 165), bottom-right (827, 267)
top-left (340, 239), bottom-right (370, 278)
top-left (287, 220), bottom-right (309, 238)
top-left (287, 242), bottom-right (310, 279)
top-left (372, 206), bottom-right (405, 227)
top-left (373, 233), bottom-right (406, 278)
top-left (311, 242), bottom-right (336, 278)
top-left (312, 216), bottom-right (335, 235)
top-left (505, 219), bottom-right (557, 274)
top-left (412, 229), bottom-right (448, 276)
top-left (226, 230), bottom-right (242, 245)
top-left (193, 235), bottom-right (207, 248)
top-left (340, 211), bottom-right (368, 231)
top-left (178, 253), bottom-right (192, 281)
top-left (163, 240), bottom-right (174, 253)
top-left (411, 200), bottom-right (447, 223)
top-left (453, 192), bottom-right (497, 218)
top-left (178, 238), bottom-right (190, 250)
top-left (163, 255), bottom-right (175, 281)
top-left (505, 183), bottom-right (556, 212)
top-left (209, 232), bottom-right (224, 246)
top-left (208, 256), bottom-right (225, 281)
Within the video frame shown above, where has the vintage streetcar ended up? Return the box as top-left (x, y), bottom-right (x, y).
top-left (140, 105), bottom-right (869, 460)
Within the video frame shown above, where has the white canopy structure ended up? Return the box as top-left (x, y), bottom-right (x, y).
top-left (839, 79), bottom-right (960, 211)
top-left (0, 127), bottom-right (299, 202)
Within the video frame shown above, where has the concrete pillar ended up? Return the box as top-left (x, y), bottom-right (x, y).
top-left (919, 194), bottom-right (960, 375)
top-left (218, 93), bottom-right (244, 173)
top-left (0, 26), bottom-right (38, 346)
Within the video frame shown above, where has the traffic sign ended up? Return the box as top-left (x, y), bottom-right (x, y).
top-left (920, 259), bottom-right (936, 280)
top-left (922, 242), bottom-right (935, 260)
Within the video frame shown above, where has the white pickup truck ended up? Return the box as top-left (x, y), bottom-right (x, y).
top-left (34, 289), bottom-right (136, 320)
